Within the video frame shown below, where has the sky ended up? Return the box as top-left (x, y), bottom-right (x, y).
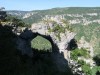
top-left (0, 0), bottom-right (100, 11)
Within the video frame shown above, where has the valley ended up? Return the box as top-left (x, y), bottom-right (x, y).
top-left (0, 7), bottom-right (100, 75)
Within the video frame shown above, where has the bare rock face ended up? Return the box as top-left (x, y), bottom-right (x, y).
top-left (31, 23), bottom-right (49, 35)
top-left (57, 32), bottom-right (76, 60)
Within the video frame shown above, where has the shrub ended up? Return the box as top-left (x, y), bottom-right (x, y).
top-left (70, 48), bottom-right (90, 60)
top-left (78, 60), bottom-right (92, 75)
top-left (82, 63), bottom-right (91, 75)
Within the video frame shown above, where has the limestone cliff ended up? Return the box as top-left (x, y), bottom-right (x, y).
top-left (31, 21), bottom-right (76, 60)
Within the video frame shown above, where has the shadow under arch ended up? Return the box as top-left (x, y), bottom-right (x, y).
top-left (67, 39), bottom-right (78, 51)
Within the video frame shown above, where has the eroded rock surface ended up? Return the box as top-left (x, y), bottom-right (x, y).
top-left (31, 22), bottom-right (76, 60)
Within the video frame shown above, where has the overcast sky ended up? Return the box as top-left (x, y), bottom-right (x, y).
top-left (0, 0), bottom-right (100, 11)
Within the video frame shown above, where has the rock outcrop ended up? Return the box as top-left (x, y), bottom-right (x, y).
top-left (31, 22), bottom-right (76, 60)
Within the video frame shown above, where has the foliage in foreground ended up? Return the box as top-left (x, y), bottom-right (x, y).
top-left (70, 48), bottom-right (90, 60)
top-left (71, 49), bottom-right (100, 75)
top-left (77, 60), bottom-right (100, 75)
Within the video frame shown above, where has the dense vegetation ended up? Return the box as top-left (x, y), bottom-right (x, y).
top-left (77, 60), bottom-right (100, 75)
top-left (71, 48), bottom-right (100, 75)
top-left (70, 48), bottom-right (90, 60)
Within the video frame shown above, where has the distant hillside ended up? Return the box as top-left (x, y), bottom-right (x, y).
top-left (7, 10), bottom-right (29, 18)
top-left (7, 7), bottom-right (100, 24)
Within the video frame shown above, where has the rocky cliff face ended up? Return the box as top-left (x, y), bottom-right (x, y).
top-left (31, 21), bottom-right (76, 60)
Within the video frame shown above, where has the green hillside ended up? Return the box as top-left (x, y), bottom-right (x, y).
top-left (7, 7), bottom-right (100, 24)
